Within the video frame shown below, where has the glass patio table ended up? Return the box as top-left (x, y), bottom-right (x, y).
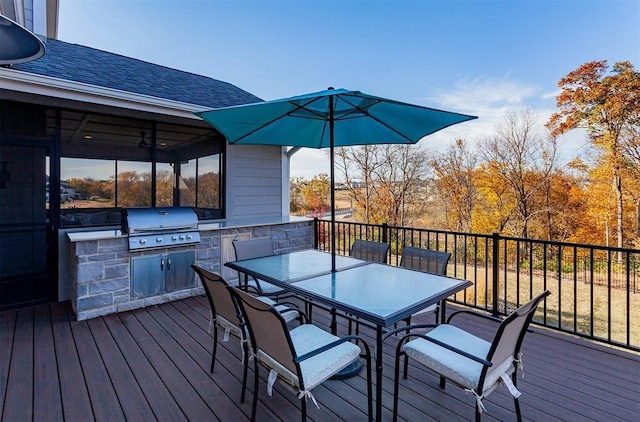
top-left (225, 249), bottom-right (472, 421)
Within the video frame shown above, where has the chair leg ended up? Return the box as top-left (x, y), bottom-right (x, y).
top-left (514, 397), bottom-right (522, 422)
top-left (440, 376), bottom-right (446, 388)
top-left (211, 329), bottom-right (218, 373)
top-left (301, 393), bottom-right (307, 422)
top-left (475, 404), bottom-right (482, 422)
top-left (241, 341), bottom-right (249, 403)
top-left (513, 372), bottom-right (523, 422)
top-left (251, 361), bottom-right (259, 422)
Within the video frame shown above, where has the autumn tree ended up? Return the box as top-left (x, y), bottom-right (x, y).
top-left (301, 173), bottom-right (330, 214)
top-left (620, 122), bottom-right (640, 246)
top-left (197, 172), bottom-right (220, 208)
top-left (547, 60), bottom-right (640, 249)
top-left (431, 139), bottom-right (477, 232)
top-left (156, 169), bottom-right (174, 206)
top-left (117, 171), bottom-right (151, 206)
top-left (289, 176), bottom-right (305, 213)
top-left (476, 109), bottom-right (557, 238)
top-left (335, 145), bottom-right (382, 223)
top-left (335, 144), bottom-right (430, 226)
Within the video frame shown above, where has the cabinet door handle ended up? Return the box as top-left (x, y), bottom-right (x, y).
top-left (167, 258), bottom-right (171, 270)
top-left (160, 258), bottom-right (164, 271)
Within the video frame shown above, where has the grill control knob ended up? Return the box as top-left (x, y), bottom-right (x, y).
top-left (171, 236), bottom-right (178, 241)
top-left (186, 234), bottom-right (192, 240)
top-left (179, 235), bottom-right (185, 240)
top-left (139, 239), bottom-right (146, 245)
top-left (156, 237), bottom-right (163, 243)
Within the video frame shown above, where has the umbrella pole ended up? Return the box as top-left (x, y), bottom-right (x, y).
top-left (329, 93), bottom-right (336, 272)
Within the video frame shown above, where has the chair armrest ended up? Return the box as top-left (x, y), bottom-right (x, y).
top-left (278, 307), bottom-right (309, 324)
top-left (276, 301), bottom-right (302, 310)
top-left (446, 309), bottom-right (503, 324)
top-left (294, 334), bottom-right (371, 363)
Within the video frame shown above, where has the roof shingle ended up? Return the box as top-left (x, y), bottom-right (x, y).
top-left (11, 38), bottom-right (263, 108)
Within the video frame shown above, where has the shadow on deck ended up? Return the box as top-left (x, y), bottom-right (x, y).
top-left (1, 297), bottom-right (638, 421)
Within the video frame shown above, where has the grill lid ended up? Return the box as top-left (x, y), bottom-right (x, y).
top-left (122, 207), bottom-right (198, 234)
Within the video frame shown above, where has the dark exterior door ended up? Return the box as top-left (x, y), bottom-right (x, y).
top-left (0, 143), bottom-right (56, 310)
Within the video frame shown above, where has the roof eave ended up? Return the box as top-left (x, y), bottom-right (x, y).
top-left (0, 67), bottom-right (210, 119)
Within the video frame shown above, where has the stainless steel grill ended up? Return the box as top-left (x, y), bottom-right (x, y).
top-left (122, 207), bottom-right (201, 251)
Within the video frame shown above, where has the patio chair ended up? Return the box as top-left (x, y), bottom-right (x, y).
top-left (232, 237), bottom-right (292, 300)
top-left (228, 285), bottom-right (373, 422)
top-left (191, 265), bottom-right (302, 402)
top-left (392, 290), bottom-right (551, 422)
top-left (349, 239), bottom-right (390, 264)
top-left (347, 239), bottom-right (391, 334)
top-left (399, 246), bottom-right (452, 324)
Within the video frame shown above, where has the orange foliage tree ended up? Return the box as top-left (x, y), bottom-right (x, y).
top-left (547, 60), bottom-right (640, 249)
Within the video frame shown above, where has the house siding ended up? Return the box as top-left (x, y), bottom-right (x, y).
top-left (226, 144), bottom-right (284, 219)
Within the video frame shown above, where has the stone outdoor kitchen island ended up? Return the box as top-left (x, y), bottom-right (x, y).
top-left (67, 217), bottom-right (314, 320)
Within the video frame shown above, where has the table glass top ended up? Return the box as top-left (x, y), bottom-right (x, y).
top-left (290, 263), bottom-right (470, 323)
top-left (227, 249), bottom-right (367, 284)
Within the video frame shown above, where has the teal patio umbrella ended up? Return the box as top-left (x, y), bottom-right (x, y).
top-left (195, 88), bottom-right (477, 271)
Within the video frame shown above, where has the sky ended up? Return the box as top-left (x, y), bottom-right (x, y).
top-left (57, 0), bottom-right (640, 179)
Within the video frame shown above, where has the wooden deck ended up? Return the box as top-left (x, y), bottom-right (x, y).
top-left (1, 297), bottom-right (638, 421)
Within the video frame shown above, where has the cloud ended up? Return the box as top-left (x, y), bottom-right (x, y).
top-left (541, 89), bottom-right (561, 100)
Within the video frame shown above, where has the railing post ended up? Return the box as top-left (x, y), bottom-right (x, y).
top-left (492, 232), bottom-right (500, 317)
top-left (382, 223), bottom-right (388, 244)
top-left (313, 217), bottom-right (319, 249)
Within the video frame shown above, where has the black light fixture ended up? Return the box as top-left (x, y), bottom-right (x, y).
top-left (138, 131), bottom-right (149, 149)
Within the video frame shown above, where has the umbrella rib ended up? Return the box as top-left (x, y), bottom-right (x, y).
top-left (230, 97), bottom-right (328, 144)
top-left (338, 96), bottom-right (416, 143)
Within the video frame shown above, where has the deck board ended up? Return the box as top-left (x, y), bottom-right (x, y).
top-left (70, 316), bottom-right (125, 422)
top-left (4, 309), bottom-right (33, 421)
top-left (33, 306), bottom-right (63, 421)
top-left (1, 298), bottom-right (638, 422)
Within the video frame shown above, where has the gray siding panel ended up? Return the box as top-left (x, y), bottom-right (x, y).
top-left (226, 145), bottom-right (284, 219)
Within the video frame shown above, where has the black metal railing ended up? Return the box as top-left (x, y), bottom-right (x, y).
top-left (314, 218), bottom-right (640, 352)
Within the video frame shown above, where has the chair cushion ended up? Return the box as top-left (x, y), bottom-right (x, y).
top-left (256, 324), bottom-right (360, 392)
top-left (403, 324), bottom-right (492, 389)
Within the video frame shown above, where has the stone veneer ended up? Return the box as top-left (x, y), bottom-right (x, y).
top-left (69, 220), bottom-right (314, 320)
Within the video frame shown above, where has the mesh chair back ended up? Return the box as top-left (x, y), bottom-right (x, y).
top-left (191, 265), bottom-right (241, 329)
top-left (482, 290), bottom-right (551, 388)
top-left (400, 246), bottom-right (451, 275)
top-left (233, 237), bottom-right (275, 260)
top-left (229, 286), bottom-right (298, 375)
top-left (350, 239), bottom-right (390, 264)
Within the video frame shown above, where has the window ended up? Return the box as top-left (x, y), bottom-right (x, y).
top-left (56, 110), bottom-right (224, 227)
